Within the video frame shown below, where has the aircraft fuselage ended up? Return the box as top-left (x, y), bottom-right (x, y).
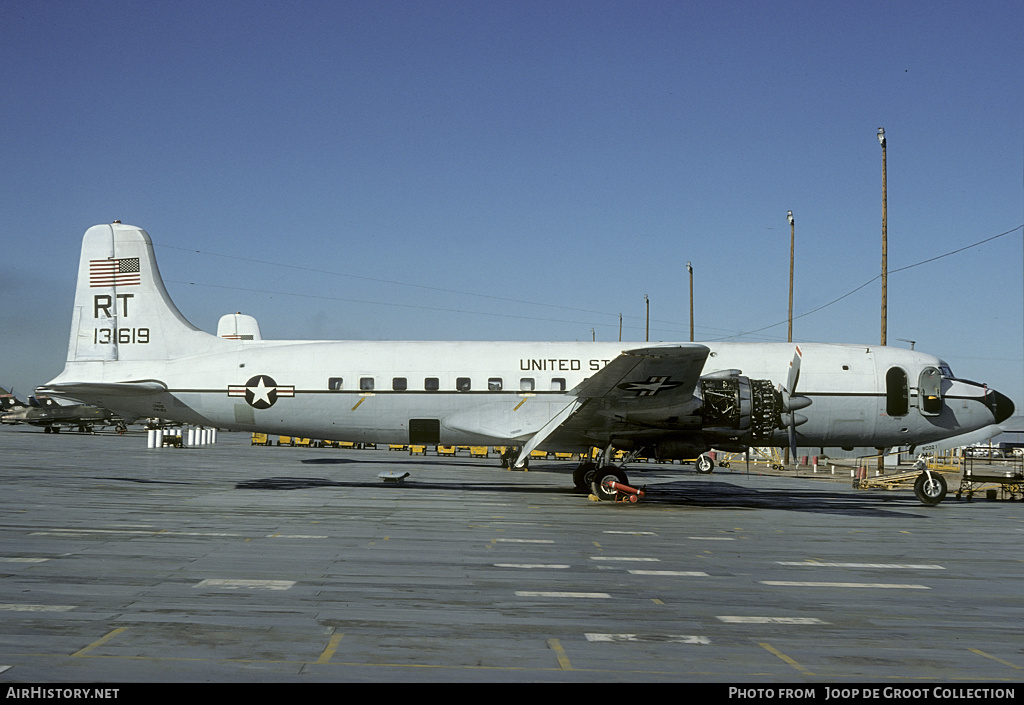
top-left (56, 338), bottom-right (1003, 454)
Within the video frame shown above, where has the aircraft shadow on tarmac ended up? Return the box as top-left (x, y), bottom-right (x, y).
top-left (235, 469), bottom-right (931, 518)
top-left (641, 479), bottom-right (932, 518)
top-left (234, 476), bottom-right (571, 495)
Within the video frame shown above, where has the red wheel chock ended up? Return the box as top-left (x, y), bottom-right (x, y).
top-left (605, 480), bottom-right (645, 503)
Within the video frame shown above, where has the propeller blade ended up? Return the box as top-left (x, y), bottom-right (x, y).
top-left (786, 345), bottom-right (802, 395)
top-left (781, 345), bottom-right (806, 461)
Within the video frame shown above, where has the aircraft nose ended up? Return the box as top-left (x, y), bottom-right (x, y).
top-left (989, 390), bottom-right (1015, 424)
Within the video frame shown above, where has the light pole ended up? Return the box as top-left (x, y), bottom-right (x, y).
top-left (878, 127), bottom-right (887, 347)
top-left (687, 261), bottom-right (694, 342)
top-left (787, 211), bottom-right (794, 344)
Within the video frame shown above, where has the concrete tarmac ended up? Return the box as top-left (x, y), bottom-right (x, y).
top-left (0, 425), bottom-right (1022, 683)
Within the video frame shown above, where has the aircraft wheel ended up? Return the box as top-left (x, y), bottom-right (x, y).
top-left (914, 472), bottom-right (947, 506)
top-left (591, 467), bottom-right (628, 502)
top-left (573, 462), bottom-right (597, 490)
top-left (695, 454), bottom-right (715, 474)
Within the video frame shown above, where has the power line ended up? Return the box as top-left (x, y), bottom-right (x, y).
top-left (160, 223), bottom-right (1024, 341)
top-left (715, 224), bottom-right (1024, 341)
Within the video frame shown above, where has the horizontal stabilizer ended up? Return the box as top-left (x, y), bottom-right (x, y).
top-left (37, 380), bottom-right (167, 400)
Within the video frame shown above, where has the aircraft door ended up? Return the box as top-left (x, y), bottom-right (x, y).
top-left (885, 367), bottom-right (909, 416)
top-left (918, 367), bottom-right (943, 416)
top-left (409, 418), bottom-right (440, 444)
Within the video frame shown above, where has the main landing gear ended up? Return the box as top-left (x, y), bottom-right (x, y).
top-left (574, 449), bottom-right (719, 502)
top-left (573, 446), bottom-right (645, 502)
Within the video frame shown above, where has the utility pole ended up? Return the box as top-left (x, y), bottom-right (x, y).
top-left (877, 127), bottom-right (888, 476)
top-left (687, 262), bottom-right (694, 342)
top-left (644, 295), bottom-right (649, 342)
top-left (878, 127), bottom-right (887, 347)
top-left (787, 211), bottom-right (794, 344)
top-left (785, 211), bottom-right (794, 468)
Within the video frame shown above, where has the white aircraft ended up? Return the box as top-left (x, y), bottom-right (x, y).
top-left (40, 223), bottom-right (1014, 505)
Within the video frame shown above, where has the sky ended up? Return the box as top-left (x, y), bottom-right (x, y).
top-left (2, 0), bottom-right (1023, 409)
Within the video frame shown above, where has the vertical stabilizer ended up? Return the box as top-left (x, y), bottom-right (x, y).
top-left (67, 223), bottom-right (219, 363)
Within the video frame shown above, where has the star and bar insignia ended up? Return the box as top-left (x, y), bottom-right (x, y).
top-left (228, 375), bottom-right (295, 409)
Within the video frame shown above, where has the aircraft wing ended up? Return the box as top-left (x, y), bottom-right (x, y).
top-left (570, 344), bottom-right (710, 401)
top-left (515, 345), bottom-right (710, 464)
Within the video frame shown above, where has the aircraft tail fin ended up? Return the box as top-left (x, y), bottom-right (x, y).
top-left (65, 222), bottom-right (221, 363)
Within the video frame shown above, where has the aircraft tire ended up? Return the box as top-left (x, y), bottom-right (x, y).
top-left (590, 467), bottom-right (628, 502)
top-left (695, 454), bottom-right (715, 474)
top-left (914, 471), bottom-right (947, 506)
top-left (573, 462), bottom-right (597, 490)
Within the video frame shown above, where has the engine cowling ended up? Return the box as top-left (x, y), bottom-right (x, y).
top-left (639, 375), bottom-right (784, 460)
top-left (699, 375), bottom-right (781, 443)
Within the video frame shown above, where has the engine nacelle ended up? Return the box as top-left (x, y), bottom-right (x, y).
top-left (700, 375), bottom-right (781, 443)
top-left (608, 372), bottom-right (798, 459)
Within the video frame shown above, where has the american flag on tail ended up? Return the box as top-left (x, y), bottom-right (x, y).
top-left (90, 258), bottom-right (141, 287)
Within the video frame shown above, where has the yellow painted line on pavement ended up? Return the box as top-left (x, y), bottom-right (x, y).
top-left (759, 642), bottom-right (814, 676)
top-left (547, 639), bottom-right (572, 670)
top-left (317, 633), bottom-right (344, 664)
top-left (72, 628), bottom-right (128, 658)
top-left (970, 648), bottom-right (1022, 670)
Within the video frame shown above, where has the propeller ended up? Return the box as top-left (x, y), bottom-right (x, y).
top-left (778, 346), bottom-right (811, 459)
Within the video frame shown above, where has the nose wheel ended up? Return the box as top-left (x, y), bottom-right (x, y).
top-left (914, 471), bottom-right (947, 505)
top-left (695, 454), bottom-right (715, 474)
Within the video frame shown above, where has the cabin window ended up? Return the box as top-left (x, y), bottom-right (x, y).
top-left (919, 367), bottom-right (943, 416)
top-left (424, 377), bottom-right (439, 391)
top-left (360, 377), bottom-right (374, 392)
top-left (456, 377), bottom-right (471, 392)
top-left (886, 367), bottom-right (909, 416)
top-left (488, 378), bottom-right (503, 391)
top-left (392, 377), bottom-right (407, 391)
top-left (328, 377), bottom-right (343, 391)
top-left (551, 378), bottom-right (566, 392)
top-left (520, 378), bottom-right (535, 392)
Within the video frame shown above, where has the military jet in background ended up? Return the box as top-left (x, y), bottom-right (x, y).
top-left (1, 387), bottom-right (28, 415)
top-left (0, 394), bottom-right (126, 433)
